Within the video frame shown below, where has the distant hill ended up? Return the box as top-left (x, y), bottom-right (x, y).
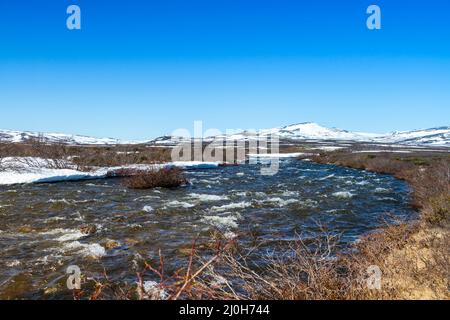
top-left (1, 123), bottom-right (449, 147)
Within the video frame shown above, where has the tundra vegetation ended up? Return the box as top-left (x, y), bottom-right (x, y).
top-left (0, 139), bottom-right (172, 171)
top-left (122, 167), bottom-right (187, 189)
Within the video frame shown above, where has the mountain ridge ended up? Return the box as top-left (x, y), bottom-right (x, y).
top-left (0, 123), bottom-right (449, 147)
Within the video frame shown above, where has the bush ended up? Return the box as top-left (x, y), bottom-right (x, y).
top-left (124, 168), bottom-right (187, 189)
top-left (71, 146), bottom-right (172, 170)
top-left (422, 194), bottom-right (450, 225)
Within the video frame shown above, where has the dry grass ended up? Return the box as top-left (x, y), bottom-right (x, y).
top-left (0, 139), bottom-right (73, 170)
top-left (72, 146), bottom-right (171, 170)
top-left (183, 221), bottom-right (448, 300)
top-left (76, 222), bottom-right (448, 300)
top-left (350, 222), bottom-right (449, 299)
top-left (73, 215), bottom-right (449, 301)
top-left (123, 167), bottom-right (187, 189)
top-left (200, 231), bottom-right (355, 300)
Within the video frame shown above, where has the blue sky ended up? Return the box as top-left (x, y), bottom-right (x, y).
top-left (0, 0), bottom-right (449, 139)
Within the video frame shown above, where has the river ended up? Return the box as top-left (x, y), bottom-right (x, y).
top-left (0, 159), bottom-right (416, 299)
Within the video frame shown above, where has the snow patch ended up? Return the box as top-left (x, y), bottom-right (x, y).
top-left (0, 157), bottom-right (221, 186)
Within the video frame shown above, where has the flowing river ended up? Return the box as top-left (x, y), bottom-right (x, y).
top-left (0, 159), bottom-right (416, 299)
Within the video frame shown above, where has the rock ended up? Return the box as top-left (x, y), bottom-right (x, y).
top-left (112, 215), bottom-right (126, 222)
top-left (104, 239), bottom-right (120, 250)
top-left (79, 224), bottom-right (97, 235)
top-left (124, 238), bottom-right (140, 246)
top-left (44, 287), bottom-right (58, 295)
top-left (18, 226), bottom-right (34, 233)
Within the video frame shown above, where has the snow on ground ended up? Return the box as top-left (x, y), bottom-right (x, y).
top-left (0, 168), bottom-right (107, 185)
top-left (0, 157), bottom-right (221, 186)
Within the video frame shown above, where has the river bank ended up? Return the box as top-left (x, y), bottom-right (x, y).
top-left (308, 150), bottom-right (449, 299)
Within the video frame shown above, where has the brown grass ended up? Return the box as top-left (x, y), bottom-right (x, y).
top-left (0, 141), bottom-right (172, 171)
top-left (0, 139), bottom-right (72, 170)
top-left (72, 146), bottom-right (171, 170)
top-left (75, 222), bottom-right (447, 300)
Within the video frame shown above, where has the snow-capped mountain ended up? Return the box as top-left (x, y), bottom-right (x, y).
top-left (258, 122), bottom-right (379, 141)
top-left (149, 123), bottom-right (450, 147)
top-left (151, 123), bottom-right (380, 145)
top-left (375, 126), bottom-right (450, 146)
top-left (257, 123), bottom-right (450, 146)
top-left (0, 129), bottom-right (132, 145)
top-left (1, 123), bottom-right (449, 147)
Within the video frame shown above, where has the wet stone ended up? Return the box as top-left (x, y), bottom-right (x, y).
top-left (79, 224), bottom-right (97, 235)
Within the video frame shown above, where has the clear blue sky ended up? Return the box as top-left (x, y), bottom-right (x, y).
top-left (0, 0), bottom-right (449, 139)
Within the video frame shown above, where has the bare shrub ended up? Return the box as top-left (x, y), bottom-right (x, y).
top-left (70, 219), bottom-right (449, 301)
top-left (0, 140), bottom-right (173, 172)
top-left (77, 238), bottom-right (235, 300)
top-left (0, 137), bottom-right (73, 171)
top-left (71, 146), bottom-right (172, 170)
top-left (198, 232), bottom-right (353, 300)
top-left (123, 168), bottom-right (187, 189)
top-left (0, 143), bottom-right (13, 171)
top-left (409, 161), bottom-right (450, 225)
top-left (21, 136), bottom-right (72, 169)
top-left (191, 222), bottom-right (448, 300)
